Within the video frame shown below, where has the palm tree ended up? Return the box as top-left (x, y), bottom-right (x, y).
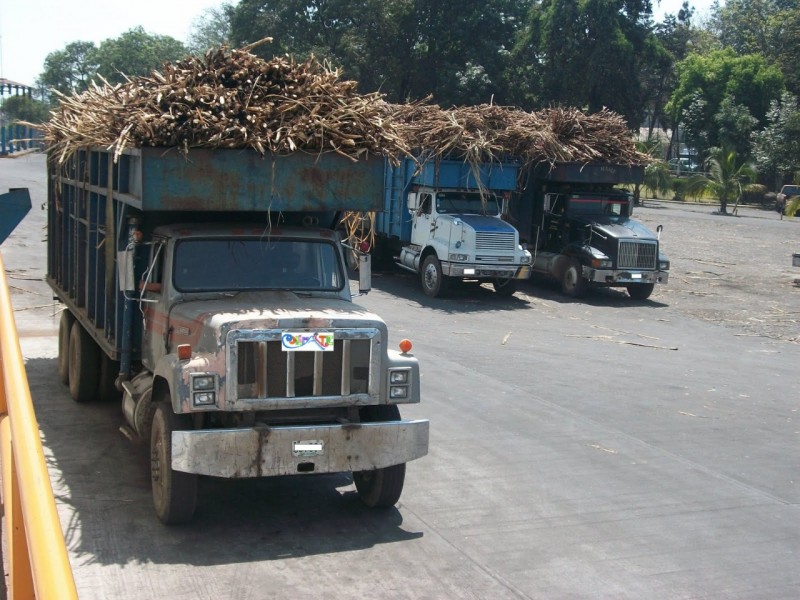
top-left (685, 147), bottom-right (756, 214)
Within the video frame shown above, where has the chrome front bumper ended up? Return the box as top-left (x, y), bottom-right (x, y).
top-left (172, 419), bottom-right (430, 478)
top-left (584, 267), bottom-right (669, 285)
top-left (443, 263), bottom-right (532, 280)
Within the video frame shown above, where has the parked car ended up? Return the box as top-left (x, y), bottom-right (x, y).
top-left (776, 185), bottom-right (800, 217)
top-left (668, 157), bottom-right (700, 175)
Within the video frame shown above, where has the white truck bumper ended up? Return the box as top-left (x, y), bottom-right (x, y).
top-left (171, 419), bottom-right (430, 478)
top-left (444, 263), bottom-right (532, 280)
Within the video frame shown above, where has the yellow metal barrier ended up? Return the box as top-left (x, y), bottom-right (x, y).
top-left (0, 252), bottom-right (78, 599)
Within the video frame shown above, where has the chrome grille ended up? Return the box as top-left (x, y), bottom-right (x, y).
top-left (618, 240), bottom-right (657, 269)
top-left (229, 329), bottom-right (377, 401)
top-left (476, 231), bottom-right (515, 252)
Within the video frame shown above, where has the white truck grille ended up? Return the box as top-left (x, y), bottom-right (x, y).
top-left (618, 240), bottom-right (657, 270)
top-left (476, 231), bottom-right (516, 252)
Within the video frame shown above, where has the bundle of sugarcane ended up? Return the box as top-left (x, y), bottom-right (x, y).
top-left (42, 40), bottom-right (411, 166)
top-left (386, 102), bottom-right (649, 167)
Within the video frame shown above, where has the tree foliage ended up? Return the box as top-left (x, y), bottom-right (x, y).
top-left (1, 95), bottom-right (50, 123)
top-left (95, 27), bottom-right (187, 85)
top-left (228, 0), bottom-right (529, 107)
top-left (511, 0), bottom-right (659, 126)
top-left (667, 49), bottom-right (784, 156)
top-left (37, 28), bottom-right (187, 98)
top-left (187, 4), bottom-right (235, 54)
top-left (38, 41), bottom-right (98, 95)
top-left (713, 0), bottom-right (800, 96)
top-left (751, 92), bottom-right (800, 186)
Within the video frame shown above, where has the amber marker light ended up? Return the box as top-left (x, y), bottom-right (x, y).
top-left (177, 344), bottom-right (192, 360)
top-left (399, 339), bottom-right (412, 354)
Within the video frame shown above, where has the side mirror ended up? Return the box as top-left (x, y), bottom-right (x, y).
top-left (407, 192), bottom-right (419, 213)
top-left (117, 249), bottom-right (136, 293)
top-left (358, 253), bottom-right (372, 294)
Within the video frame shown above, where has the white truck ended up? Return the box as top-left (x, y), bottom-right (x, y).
top-left (371, 157), bottom-right (532, 297)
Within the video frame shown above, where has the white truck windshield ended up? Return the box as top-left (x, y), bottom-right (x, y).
top-left (173, 238), bottom-right (344, 292)
top-left (435, 192), bottom-right (501, 216)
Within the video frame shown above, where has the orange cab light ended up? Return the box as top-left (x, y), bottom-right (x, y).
top-left (177, 344), bottom-right (192, 360)
top-left (399, 339), bottom-right (413, 354)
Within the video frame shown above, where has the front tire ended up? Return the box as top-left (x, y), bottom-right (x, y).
top-left (151, 401), bottom-right (198, 524)
top-left (354, 405), bottom-right (406, 508)
top-left (68, 321), bottom-right (99, 402)
top-left (627, 283), bottom-right (655, 300)
top-left (561, 259), bottom-right (588, 298)
top-left (420, 254), bottom-right (448, 298)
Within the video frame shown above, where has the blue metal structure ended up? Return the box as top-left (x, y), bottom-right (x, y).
top-left (47, 147), bottom-right (386, 362)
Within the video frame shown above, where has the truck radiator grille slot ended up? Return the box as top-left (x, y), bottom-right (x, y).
top-left (475, 232), bottom-right (515, 252)
top-left (618, 241), bottom-right (657, 270)
top-left (235, 337), bottom-right (372, 400)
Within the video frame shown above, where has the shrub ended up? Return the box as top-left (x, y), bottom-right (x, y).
top-left (740, 184), bottom-right (767, 205)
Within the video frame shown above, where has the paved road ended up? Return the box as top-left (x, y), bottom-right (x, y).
top-left (2, 153), bottom-right (799, 599)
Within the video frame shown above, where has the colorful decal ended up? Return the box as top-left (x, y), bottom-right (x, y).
top-left (281, 331), bottom-right (335, 352)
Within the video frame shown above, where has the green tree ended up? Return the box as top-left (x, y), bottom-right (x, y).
top-left (713, 0), bottom-right (800, 96)
top-left (187, 3), bottom-right (235, 54)
top-left (667, 49), bottom-right (784, 157)
top-left (751, 92), bottom-right (800, 188)
top-left (687, 146), bottom-right (757, 213)
top-left (714, 96), bottom-right (758, 160)
top-left (230, 0), bottom-right (530, 106)
top-left (37, 41), bottom-right (98, 96)
top-left (0, 95), bottom-right (50, 123)
top-left (94, 27), bottom-right (187, 83)
top-left (511, 0), bottom-right (659, 126)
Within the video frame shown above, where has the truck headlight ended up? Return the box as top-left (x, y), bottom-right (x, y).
top-left (659, 259), bottom-right (670, 270)
top-left (449, 253), bottom-right (469, 262)
top-left (389, 368), bottom-right (411, 400)
top-left (191, 374), bottom-right (217, 406)
top-left (591, 258), bottom-right (613, 269)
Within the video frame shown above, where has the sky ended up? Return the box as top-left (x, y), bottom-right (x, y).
top-left (0, 0), bottom-right (719, 89)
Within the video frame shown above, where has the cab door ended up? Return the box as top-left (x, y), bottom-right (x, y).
top-left (410, 192), bottom-right (435, 247)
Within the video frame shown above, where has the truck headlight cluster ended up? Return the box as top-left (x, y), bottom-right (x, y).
top-left (191, 373), bottom-right (217, 406)
top-left (591, 258), bottom-right (613, 269)
top-left (449, 253), bottom-right (469, 262)
top-left (388, 368), bottom-right (411, 400)
top-left (659, 259), bottom-right (670, 270)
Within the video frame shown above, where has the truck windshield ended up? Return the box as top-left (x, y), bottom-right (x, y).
top-left (567, 196), bottom-right (629, 217)
top-left (435, 192), bottom-right (500, 216)
top-left (173, 238), bottom-right (344, 293)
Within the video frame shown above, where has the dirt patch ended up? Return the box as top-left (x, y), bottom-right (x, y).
top-left (635, 200), bottom-right (800, 343)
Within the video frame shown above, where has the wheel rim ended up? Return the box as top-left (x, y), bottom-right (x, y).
top-left (423, 262), bottom-right (438, 290)
top-left (564, 267), bottom-right (578, 292)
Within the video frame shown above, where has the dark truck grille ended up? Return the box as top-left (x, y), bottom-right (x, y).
top-left (618, 240), bottom-right (657, 270)
top-left (476, 231), bottom-right (516, 252)
top-left (228, 329), bottom-right (379, 402)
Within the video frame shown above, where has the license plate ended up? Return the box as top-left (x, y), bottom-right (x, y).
top-left (293, 440), bottom-right (324, 457)
top-left (631, 273), bottom-right (642, 279)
